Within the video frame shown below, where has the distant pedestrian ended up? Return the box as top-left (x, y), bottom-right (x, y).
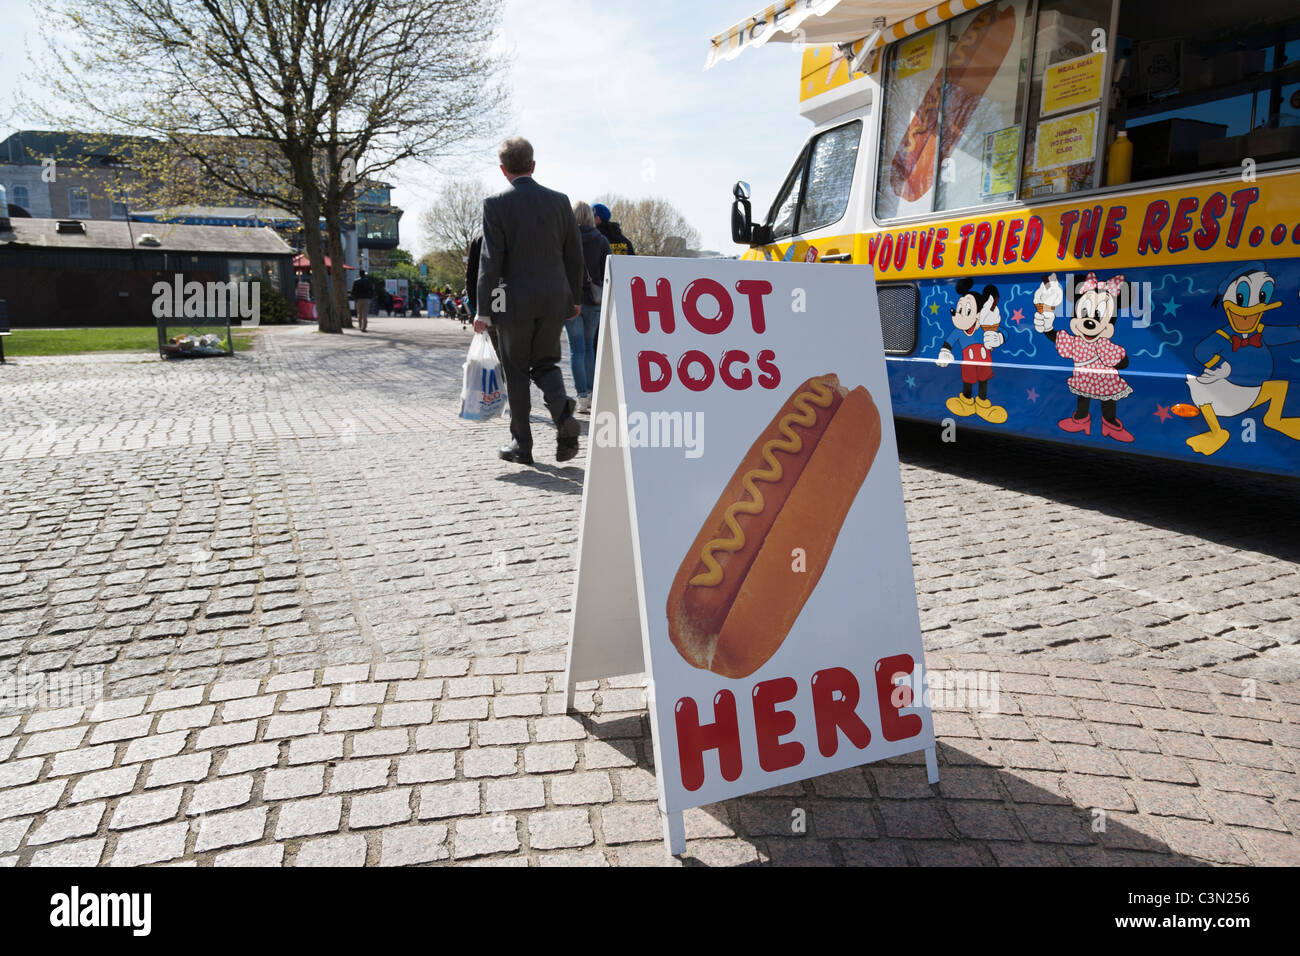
top-left (592, 203), bottom-right (636, 257)
top-left (351, 270), bottom-right (375, 332)
top-left (590, 205), bottom-right (634, 355)
top-left (474, 136), bottom-right (583, 466)
top-left (569, 201), bottom-right (609, 413)
top-left (465, 234), bottom-right (497, 350)
top-left (465, 236), bottom-right (482, 315)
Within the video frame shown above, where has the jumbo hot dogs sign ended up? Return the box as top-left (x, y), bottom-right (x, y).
top-left (566, 257), bottom-right (936, 843)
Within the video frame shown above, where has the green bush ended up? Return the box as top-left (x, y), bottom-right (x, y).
top-left (254, 279), bottom-right (296, 324)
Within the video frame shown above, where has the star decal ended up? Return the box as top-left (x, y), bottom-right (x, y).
top-left (905, 376), bottom-right (917, 389)
top-left (1011, 308), bottom-right (1024, 324)
top-left (929, 302), bottom-right (940, 314)
top-left (1154, 404), bottom-right (1172, 422)
top-left (1162, 298), bottom-right (1181, 317)
top-left (1026, 387), bottom-right (1039, 403)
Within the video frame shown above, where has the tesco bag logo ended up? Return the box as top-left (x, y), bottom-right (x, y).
top-left (480, 368), bottom-right (502, 404)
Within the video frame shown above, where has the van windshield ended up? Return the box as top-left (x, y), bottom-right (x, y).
top-left (766, 121), bottom-right (862, 238)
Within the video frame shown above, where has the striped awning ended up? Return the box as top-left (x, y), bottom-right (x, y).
top-left (706, 0), bottom-right (988, 69)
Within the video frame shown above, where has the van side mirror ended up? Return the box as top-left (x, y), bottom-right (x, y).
top-left (731, 181), bottom-right (767, 245)
top-left (731, 194), bottom-right (753, 245)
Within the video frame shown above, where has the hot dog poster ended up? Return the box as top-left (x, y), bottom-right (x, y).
top-left (566, 256), bottom-right (936, 854)
top-left (879, 1), bottom-right (1029, 219)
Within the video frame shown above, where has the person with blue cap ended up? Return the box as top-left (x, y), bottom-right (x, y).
top-left (592, 203), bottom-right (636, 258)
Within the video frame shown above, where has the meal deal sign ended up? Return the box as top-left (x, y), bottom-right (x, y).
top-left (565, 257), bottom-right (936, 854)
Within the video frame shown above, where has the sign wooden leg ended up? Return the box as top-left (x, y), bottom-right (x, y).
top-left (661, 805), bottom-right (686, 857)
top-left (562, 666), bottom-right (578, 714)
top-left (925, 745), bottom-right (939, 785)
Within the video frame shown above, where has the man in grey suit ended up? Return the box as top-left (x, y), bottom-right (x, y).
top-left (473, 137), bottom-right (583, 466)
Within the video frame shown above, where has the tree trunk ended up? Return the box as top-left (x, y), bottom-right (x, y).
top-left (300, 189), bottom-right (340, 333)
top-left (325, 205), bottom-right (352, 329)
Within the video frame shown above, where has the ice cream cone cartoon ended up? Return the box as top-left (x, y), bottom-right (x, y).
top-left (1035, 272), bottom-right (1134, 443)
top-left (936, 277), bottom-right (1007, 424)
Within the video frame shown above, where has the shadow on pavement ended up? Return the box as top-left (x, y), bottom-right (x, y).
top-left (894, 420), bottom-right (1300, 564)
top-left (495, 466), bottom-right (584, 495)
top-left (580, 689), bottom-right (1214, 866)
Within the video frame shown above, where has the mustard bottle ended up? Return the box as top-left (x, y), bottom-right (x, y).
top-left (1107, 130), bottom-right (1133, 186)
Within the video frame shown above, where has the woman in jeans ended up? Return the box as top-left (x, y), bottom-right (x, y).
top-left (569, 201), bottom-right (610, 413)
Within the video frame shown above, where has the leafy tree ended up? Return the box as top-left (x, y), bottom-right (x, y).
top-left (25, 0), bottom-right (507, 333)
top-left (371, 249), bottom-right (430, 304)
top-left (419, 250), bottom-right (466, 290)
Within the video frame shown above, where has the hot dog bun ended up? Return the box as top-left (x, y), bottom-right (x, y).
top-left (667, 379), bottom-right (882, 679)
top-left (671, 375), bottom-right (845, 660)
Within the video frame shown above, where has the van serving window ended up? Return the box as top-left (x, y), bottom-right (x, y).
top-left (1020, 0), bottom-right (1115, 199)
top-left (1108, 2), bottom-right (1300, 185)
top-left (873, 0), bottom-right (1300, 218)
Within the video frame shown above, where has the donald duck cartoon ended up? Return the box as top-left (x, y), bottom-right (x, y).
top-left (1184, 263), bottom-right (1300, 456)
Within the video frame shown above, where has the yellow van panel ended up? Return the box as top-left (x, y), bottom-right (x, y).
top-left (799, 43), bottom-right (873, 103)
top-left (751, 170), bottom-right (1300, 279)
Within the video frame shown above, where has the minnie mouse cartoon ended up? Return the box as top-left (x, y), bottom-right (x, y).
top-left (936, 277), bottom-right (1007, 423)
top-left (1034, 272), bottom-right (1135, 442)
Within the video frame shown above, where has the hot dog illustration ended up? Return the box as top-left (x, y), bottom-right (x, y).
top-left (666, 374), bottom-right (882, 679)
top-left (890, 3), bottom-right (1017, 202)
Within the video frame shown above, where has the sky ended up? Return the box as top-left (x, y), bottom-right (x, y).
top-left (0, 0), bottom-right (814, 256)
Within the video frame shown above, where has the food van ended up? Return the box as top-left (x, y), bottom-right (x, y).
top-left (710, 0), bottom-right (1300, 477)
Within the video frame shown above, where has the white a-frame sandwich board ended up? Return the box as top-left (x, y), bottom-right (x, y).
top-left (565, 256), bottom-right (937, 857)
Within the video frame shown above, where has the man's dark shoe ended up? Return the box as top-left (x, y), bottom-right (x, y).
top-left (555, 398), bottom-right (581, 462)
top-left (556, 436), bottom-right (580, 462)
top-left (498, 441), bottom-right (535, 465)
top-left (556, 398), bottom-right (581, 440)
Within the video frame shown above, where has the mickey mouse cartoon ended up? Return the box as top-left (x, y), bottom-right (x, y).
top-left (936, 277), bottom-right (1007, 423)
top-left (1034, 272), bottom-right (1134, 442)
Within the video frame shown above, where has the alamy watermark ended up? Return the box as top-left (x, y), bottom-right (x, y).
top-left (589, 405), bottom-right (705, 459)
top-left (888, 665), bottom-right (1002, 716)
top-left (152, 274), bottom-right (261, 327)
top-left (0, 667), bottom-right (103, 712)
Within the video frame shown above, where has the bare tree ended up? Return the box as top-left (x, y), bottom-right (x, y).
top-left (24, 0), bottom-right (506, 333)
top-left (421, 178), bottom-right (489, 261)
top-left (595, 195), bottom-right (703, 256)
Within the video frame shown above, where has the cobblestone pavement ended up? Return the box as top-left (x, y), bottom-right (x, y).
top-left (0, 652), bottom-right (1297, 867)
top-left (1, 317), bottom-right (1297, 865)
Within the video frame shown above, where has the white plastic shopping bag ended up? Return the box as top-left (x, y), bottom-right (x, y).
top-left (459, 331), bottom-right (507, 421)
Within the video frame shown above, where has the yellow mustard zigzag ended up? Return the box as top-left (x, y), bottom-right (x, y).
top-left (688, 380), bottom-right (835, 588)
